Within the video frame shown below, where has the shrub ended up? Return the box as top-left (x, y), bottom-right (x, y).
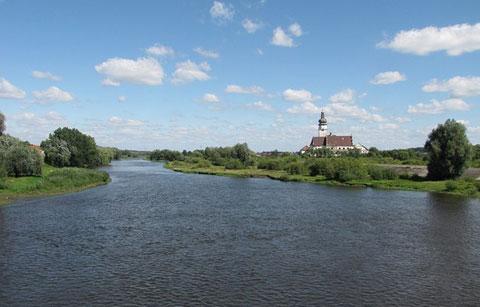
top-left (192, 159), bottom-right (212, 168)
top-left (258, 159), bottom-right (283, 170)
top-left (4, 144), bottom-right (42, 177)
top-left (368, 166), bottom-right (399, 180)
top-left (445, 181), bottom-right (458, 192)
top-left (308, 158), bottom-right (368, 182)
top-left (224, 159), bottom-right (244, 169)
top-left (0, 164), bottom-right (7, 189)
top-left (286, 162), bottom-right (305, 175)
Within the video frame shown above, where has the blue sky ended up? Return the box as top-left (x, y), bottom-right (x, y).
top-left (1, 0), bottom-right (479, 151)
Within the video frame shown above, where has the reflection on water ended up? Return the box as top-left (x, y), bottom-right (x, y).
top-left (0, 160), bottom-right (479, 306)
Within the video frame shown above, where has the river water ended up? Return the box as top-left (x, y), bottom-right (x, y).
top-left (0, 160), bottom-right (479, 306)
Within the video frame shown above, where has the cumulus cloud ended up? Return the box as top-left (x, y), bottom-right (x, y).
top-left (32, 70), bottom-right (61, 81)
top-left (117, 96), bottom-right (127, 102)
top-left (0, 78), bottom-right (26, 99)
top-left (225, 84), bottom-right (264, 95)
top-left (329, 88), bottom-right (355, 104)
top-left (422, 76), bottom-right (480, 97)
top-left (210, 1), bottom-right (234, 22)
top-left (248, 101), bottom-right (273, 111)
top-left (288, 22), bottom-right (303, 37)
top-left (378, 22), bottom-right (480, 56)
top-left (242, 18), bottom-right (262, 33)
top-left (287, 101), bottom-right (321, 114)
top-left (202, 93), bottom-right (220, 103)
top-left (408, 98), bottom-right (470, 114)
top-left (282, 88), bottom-right (317, 103)
top-left (171, 60), bottom-right (211, 84)
top-left (32, 86), bottom-right (73, 103)
top-left (370, 71), bottom-right (406, 85)
top-left (95, 57), bottom-right (165, 86)
top-left (145, 44), bottom-right (175, 57)
top-left (194, 47), bottom-right (219, 59)
top-left (271, 27), bottom-right (294, 47)
top-left (109, 116), bottom-right (144, 126)
top-left (9, 111), bottom-right (68, 143)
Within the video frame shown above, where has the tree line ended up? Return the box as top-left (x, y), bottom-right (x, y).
top-left (151, 119), bottom-right (480, 181)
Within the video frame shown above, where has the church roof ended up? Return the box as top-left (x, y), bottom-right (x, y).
top-left (311, 135), bottom-right (353, 147)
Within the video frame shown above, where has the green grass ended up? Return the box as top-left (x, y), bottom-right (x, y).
top-left (0, 165), bottom-right (110, 205)
top-left (165, 161), bottom-right (480, 198)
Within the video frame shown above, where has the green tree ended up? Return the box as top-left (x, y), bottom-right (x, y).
top-left (4, 144), bottom-right (42, 177)
top-left (42, 127), bottom-right (100, 168)
top-left (424, 119), bottom-right (471, 180)
top-left (0, 113), bottom-right (5, 136)
top-left (41, 137), bottom-right (71, 167)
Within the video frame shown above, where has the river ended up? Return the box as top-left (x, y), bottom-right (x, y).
top-left (1, 160), bottom-right (479, 306)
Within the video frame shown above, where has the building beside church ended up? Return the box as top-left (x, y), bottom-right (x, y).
top-left (299, 112), bottom-right (368, 155)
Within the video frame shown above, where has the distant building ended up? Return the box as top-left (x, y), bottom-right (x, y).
top-left (299, 112), bottom-right (368, 155)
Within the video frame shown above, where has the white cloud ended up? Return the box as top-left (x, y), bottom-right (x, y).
top-left (101, 79), bottom-right (120, 87)
top-left (194, 47), bottom-right (219, 59)
top-left (202, 93), bottom-right (220, 103)
top-left (370, 71), bottom-right (406, 85)
top-left (0, 78), bottom-right (26, 99)
top-left (422, 76), bottom-right (480, 97)
top-left (32, 86), bottom-right (73, 103)
top-left (225, 84), bottom-right (264, 95)
top-left (288, 22), bottom-right (303, 37)
top-left (95, 57), bottom-right (165, 86)
top-left (109, 116), bottom-right (144, 126)
top-left (210, 1), bottom-right (234, 22)
top-left (329, 88), bottom-right (355, 104)
top-left (9, 111), bottom-right (68, 143)
top-left (325, 102), bottom-right (385, 122)
top-left (146, 44), bottom-right (175, 57)
top-left (117, 96), bottom-right (127, 102)
top-left (271, 27), bottom-right (294, 47)
top-left (287, 101), bottom-right (321, 114)
top-left (242, 19), bottom-right (262, 33)
top-left (379, 123), bottom-right (400, 130)
top-left (282, 88), bottom-right (317, 103)
top-left (408, 98), bottom-right (470, 114)
top-left (378, 22), bottom-right (480, 56)
top-left (32, 70), bottom-right (61, 81)
top-left (248, 101), bottom-right (273, 111)
top-left (171, 60), bottom-right (211, 84)
top-left (395, 117), bottom-right (411, 123)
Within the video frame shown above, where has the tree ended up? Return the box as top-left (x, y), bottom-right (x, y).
top-left (4, 144), bottom-right (42, 177)
top-left (41, 137), bottom-right (71, 167)
top-left (424, 119), bottom-right (471, 180)
top-left (42, 128), bottom-right (100, 168)
top-left (0, 113), bottom-right (5, 136)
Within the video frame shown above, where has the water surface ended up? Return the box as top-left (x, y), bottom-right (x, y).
top-left (1, 160), bottom-right (479, 306)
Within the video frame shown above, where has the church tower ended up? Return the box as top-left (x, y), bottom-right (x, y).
top-left (318, 111), bottom-right (328, 137)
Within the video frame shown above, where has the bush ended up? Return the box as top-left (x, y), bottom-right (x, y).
top-left (308, 158), bottom-right (368, 182)
top-left (445, 181), bottom-right (458, 192)
top-left (150, 149), bottom-right (184, 161)
top-left (0, 164), bottom-right (7, 189)
top-left (4, 144), bottom-right (42, 177)
top-left (286, 162), bottom-right (305, 175)
top-left (192, 159), bottom-right (212, 168)
top-left (368, 166), bottom-right (399, 180)
top-left (224, 159), bottom-right (244, 169)
top-left (258, 159), bottom-right (283, 170)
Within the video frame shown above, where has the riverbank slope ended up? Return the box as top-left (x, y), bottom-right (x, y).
top-left (0, 165), bottom-right (110, 205)
top-left (165, 161), bottom-right (480, 198)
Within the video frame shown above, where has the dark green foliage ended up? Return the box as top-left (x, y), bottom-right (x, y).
top-left (0, 164), bottom-right (7, 189)
top-left (367, 166), bottom-right (399, 180)
top-left (0, 112), bottom-right (5, 136)
top-left (224, 159), bottom-right (244, 169)
top-left (258, 159), bottom-right (283, 170)
top-left (304, 147), bottom-right (334, 158)
top-left (97, 147), bottom-right (121, 166)
top-left (42, 128), bottom-right (100, 168)
top-left (4, 144), bottom-right (42, 177)
top-left (149, 149), bottom-right (184, 161)
top-left (425, 119), bottom-right (471, 180)
top-left (286, 162), bottom-right (305, 175)
top-left (308, 158), bottom-right (368, 182)
top-left (41, 137), bottom-right (71, 167)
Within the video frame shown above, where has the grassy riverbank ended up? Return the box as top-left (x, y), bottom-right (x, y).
top-left (165, 161), bottom-right (480, 198)
top-left (0, 165), bottom-right (110, 205)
